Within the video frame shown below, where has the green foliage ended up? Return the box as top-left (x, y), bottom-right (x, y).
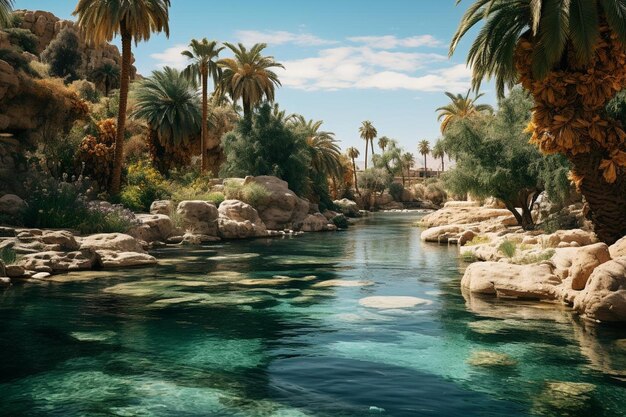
top-left (0, 48), bottom-right (37, 76)
top-left (224, 182), bottom-right (271, 208)
top-left (221, 104), bottom-right (311, 196)
top-left (460, 251), bottom-right (477, 263)
top-left (513, 250), bottom-right (556, 265)
top-left (0, 247), bottom-right (16, 265)
top-left (498, 240), bottom-right (517, 258)
top-left (425, 183), bottom-right (448, 206)
top-left (389, 182), bottom-right (404, 202)
top-left (70, 79), bottom-right (101, 103)
top-left (332, 214), bottom-right (349, 229)
top-left (5, 27), bottom-right (37, 53)
top-left (41, 27), bottom-right (83, 82)
top-left (465, 235), bottom-right (490, 246)
top-left (120, 161), bottom-right (169, 212)
top-left (358, 168), bottom-right (392, 192)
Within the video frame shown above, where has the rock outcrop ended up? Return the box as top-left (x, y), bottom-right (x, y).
top-left (217, 199), bottom-right (267, 239)
top-left (244, 176), bottom-right (309, 230)
top-left (574, 258), bottom-right (626, 322)
top-left (176, 201), bottom-right (219, 236)
top-left (333, 198), bottom-right (360, 217)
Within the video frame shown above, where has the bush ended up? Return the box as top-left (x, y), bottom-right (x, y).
top-left (5, 28), bottom-right (38, 54)
top-left (412, 184), bottom-right (426, 200)
top-left (119, 161), bottom-right (169, 212)
top-left (358, 168), bottom-right (392, 192)
top-left (41, 27), bottom-right (83, 82)
top-left (70, 79), bottom-right (101, 103)
top-left (0, 48), bottom-right (38, 76)
top-left (425, 183), bottom-right (447, 206)
top-left (124, 134), bottom-right (149, 163)
top-left (498, 240), bottom-right (517, 258)
top-left (0, 247), bottom-right (17, 265)
top-left (332, 215), bottom-right (349, 229)
top-left (389, 182), bottom-right (404, 202)
top-left (76, 118), bottom-right (117, 191)
top-left (29, 60), bottom-right (49, 78)
top-left (224, 182), bottom-right (271, 208)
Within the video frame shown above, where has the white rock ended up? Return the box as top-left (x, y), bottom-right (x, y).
top-left (96, 250), bottom-right (157, 268)
top-left (573, 257), bottom-right (626, 322)
top-left (176, 200), bottom-right (219, 236)
top-left (244, 176), bottom-right (310, 230)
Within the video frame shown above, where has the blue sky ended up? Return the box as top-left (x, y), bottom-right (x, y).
top-left (15, 0), bottom-right (494, 168)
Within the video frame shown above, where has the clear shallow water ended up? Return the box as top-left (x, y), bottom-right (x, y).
top-left (1, 212), bottom-right (626, 417)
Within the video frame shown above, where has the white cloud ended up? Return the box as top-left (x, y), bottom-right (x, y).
top-left (235, 30), bottom-right (337, 46)
top-left (355, 65), bottom-right (471, 92)
top-left (348, 35), bottom-right (442, 49)
top-left (150, 44), bottom-right (189, 69)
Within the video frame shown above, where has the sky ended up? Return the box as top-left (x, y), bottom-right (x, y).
top-left (14, 0), bottom-right (495, 168)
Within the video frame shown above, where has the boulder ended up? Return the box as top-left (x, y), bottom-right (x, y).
top-left (96, 250), bottom-right (157, 268)
top-left (244, 176), bottom-right (310, 230)
top-left (609, 236), bottom-right (626, 259)
top-left (333, 198), bottom-right (360, 217)
top-left (574, 257), bottom-right (626, 322)
top-left (461, 262), bottom-right (560, 300)
top-left (420, 225), bottom-right (464, 243)
top-left (551, 243), bottom-right (611, 290)
top-left (128, 214), bottom-right (173, 243)
top-left (443, 201), bottom-right (480, 208)
top-left (176, 201), bottom-right (219, 236)
top-left (19, 250), bottom-right (96, 272)
top-left (544, 229), bottom-right (597, 248)
top-left (217, 200), bottom-right (266, 239)
top-left (5, 264), bottom-right (25, 277)
top-left (419, 206), bottom-right (516, 228)
top-left (80, 233), bottom-right (144, 253)
top-left (299, 213), bottom-right (333, 232)
top-left (150, 200), bottom-right (174, 216)
top-left (0, 194), bottom-right (26, 216)
top-left (40, 230), bottom-right (80, 251)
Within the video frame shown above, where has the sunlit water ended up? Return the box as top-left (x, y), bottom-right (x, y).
top-left (1, 213), bottom-right (626, 416)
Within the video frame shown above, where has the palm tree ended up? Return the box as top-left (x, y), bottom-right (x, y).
top-left (73, 0), bottom-right (170, 195)
top-left (182, 38), bottom-right (224, 174)
top-left (436, 90), bottom-right (493, 133)
top-left (402, 152), bottom-right (415, 184)
top-left (90, 62), bottom-right (120, 97)
top-left (359, 120), bottom-right (377, 170)
top-left (0, 0), bottom-right (13, 28)
top-left (450, 0), bottom-right (626, 244)
top-left (217, 43), bottom-right (283, 118)
top-left (130, 67), bottom-right (201, 174)
top-left (346, 146), bottom-right (360, 195)
top-left (432, 139), bottom-right (446, 174)
top-left (418, 140), bottom-right (431, 179)
top-left (378, 136), bottom-right (390, 152)
top-left (296, 117), bottom-right (343, 180)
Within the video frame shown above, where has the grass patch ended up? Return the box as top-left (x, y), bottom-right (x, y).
top-left (0, 247), bottom-right (17, 265)
top-left (465, 235), bottom-right (490, 246)
top-left (461, 251), bottom-right (477, 263)
top-left (513, 250), bottom-right (555, 265)
top-left (498, 240), bottom-right (517, 258)
top-left (224, 182), bottom-right (271, 208)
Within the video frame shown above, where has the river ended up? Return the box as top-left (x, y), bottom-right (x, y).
top-left (1, 212), bottom-right (625, 416)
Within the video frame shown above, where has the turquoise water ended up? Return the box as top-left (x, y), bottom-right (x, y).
top-left (1, 212), bottom-right (626, 416)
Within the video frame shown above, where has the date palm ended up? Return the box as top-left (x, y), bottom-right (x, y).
top-left (359, 120), bottom-right (377, 170)
top-left (0, 0), bottom-right (13, 28)
top-left (296, 117), bottom-right (343, 180)
top-left (378, 136), bottom-right (390, 152)
top-left (432, 139), bottom-right (446, 174)
top-left (402, 152), bottom-right (415, 184)
top-left (131, 67), bottom-right (201, 174)
top-left (418, 140), bottom-right (431, 179)
top-left (436, 90), bottom-right (493, 133)
top-left (90, 62), bottom-right (120, 97)
top-left (346, 146), bottom-right (360, 195)
top-left (182, 38), bottom-right (224, 173)
top-left (217, 43), bottom-right (283, 118)
top-left (74, 0), bottom-right (170, 195)
top-left (451, 0), bottom-right (626, 243)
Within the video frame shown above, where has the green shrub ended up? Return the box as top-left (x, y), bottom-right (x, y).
top-left (389, 182), bottom-right (405, 202)
top-left (465, 235), bottom-right (490, 246)
top-left (513, 250), bottom-right (555, 265)
top-left (224, 182), bottom-right (271, 208)
top-left (120, 161), bottom-right (169, 212)
top-left (70, 79), bottom-right (101, 103)
top-left (5, 28), bottom-right (38, 54)
top-left (425, 183), bottom-right (448, 206)
top-left (498, 240), bottom-right (517, 258)
top-left (412, 184), bottom-right (426, 200)
top-left (0, 48), bottom-right (37, 76)
top-left (0, 247), bottom-right (17, 265)
top-left (461, 252), bottom-right (477, 263)
top-left (41, 27), bottom-right (83, 82)
top-left (358, 168), bottom-right (392, 192)
top-left (332, 215), bottom-right (349, 229)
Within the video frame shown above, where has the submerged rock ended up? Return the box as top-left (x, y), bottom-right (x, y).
top-left (532, 381), bottom-right (596, 415)
top-left (359, 296), bottom-right (431, 309)
top-left (96, 250), bottom-right (157, 268)
top-left (312, 279), bottom-right (374, 288)
top-left (467, 350), bottom-right (517, 367)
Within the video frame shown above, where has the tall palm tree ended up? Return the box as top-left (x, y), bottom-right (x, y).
top-left (346, 146), bottom-right (360, 195)
top-left (378, 136), bottom-right (390, 152)
top-left (436, 90), bottom-right (493, 133)
top-left (0, 0), bottom-right (13, 28)
top-left (217, 43), bottom-right (283, 118)
top-left (402, 152), bottom-right (415, 184)
top-left (182, 38), bottom-right (223, 174)
top-left (130, 67), bottom-right (201, 174)
top-left (90, 62), bottom-right (120, 97)
top-left (418, 140), bottom-right (431, 179)
top-left (432, 139), bottom-right (446, 174)
top-left (359, 120), bottom-right (377, 170)
top-left (74, 0), bottom-right (170, 195)
top-left (296, 117), bottom-right (343, 180)
top-left (450, 0), bottom-right (626, 244)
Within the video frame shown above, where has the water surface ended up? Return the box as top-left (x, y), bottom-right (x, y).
top-left (1, 213), bottom-right (625, 416)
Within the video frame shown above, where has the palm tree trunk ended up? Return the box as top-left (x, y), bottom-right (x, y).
top-left (441, 155), bottom-right (445, 172)
top-left (424, 155), bottom-right (427, 179)
top-left (570, 151), bottom-right (626, 244)
top-left (370, 138), bottom-right (375, 156)
top-left (201, 69), bottom-right (208, 173)
top-left (364, 144), bottom-right (368, 170)
top-left (243, 99), bottom-right (251, 119)
top-left (352, 158), bottom-right (360, 195)
top-left (110, 23), bottom-right (131, 195)
top-left (105, 78), bottom-right (110, 97)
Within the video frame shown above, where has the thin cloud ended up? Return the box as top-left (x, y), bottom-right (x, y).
top-left (235, 30), bottom-right (337, 46)
top-left (348, 34), bottom-right (442, 49)
top-left (150, 44), bottom-right (188, 70)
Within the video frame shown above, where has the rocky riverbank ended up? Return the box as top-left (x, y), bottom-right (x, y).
top-left (419, 201), bottom-right (626, 323)
top-left (0, 176), bottom-right (362, 285)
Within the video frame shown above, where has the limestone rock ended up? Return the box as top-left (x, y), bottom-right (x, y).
top-left (80, 233), bottom-right (144, 253)
top-left (573, 257), bottom-right (626, 322)
top-left (128, 214), bottom-right (173, 243)
top-left (150, 200), bottom-right (174, 216)
top-left (609, 236), bottom-right (626, 259)
top-left (0, 194), bottom-right (27, 216)
top-left (420, 225), bottom-right (464, 243)
top-left (19, 250), bottom-right (96, 272)
top-left (544, 229), bottom-right (597, 248)
top-left (299, 213), bottom-right (333, 232)
top-left (96, 250), bottom-right (157, 268)
top-left (176, 200), bottom-right (219, 236)
top-left (40, 230), bottom-right (79, 251)
top-left (217, 200), bottom-right (266, 239)
top-left (333, 198), bottom-right (360, 217)
top-left (419, 206), bottom-right (515, 228)
top-left (461, 262), bottom-right (560, 300)
top-left (244, 176), bottom-right (310, 230)
top-left (5, 264), bottom-right (25, 277)
top-left (551, 243), bottom-right (611, 290)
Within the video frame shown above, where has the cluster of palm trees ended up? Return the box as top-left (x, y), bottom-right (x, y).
top-left (72, 0), bottom-right (283, 193)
